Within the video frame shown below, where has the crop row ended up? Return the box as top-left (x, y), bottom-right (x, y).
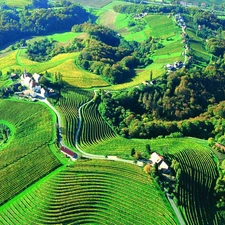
top-left (0, 100), bottom-right (61, 205)
top-left (78, 101), bottom-right (117, 148)
top-left (174, 149), bottom-right (218, 225)
top-left (57, 89), bottom-right (92, 147)
top-left (0, 145), bottom-right (61, 205)
top-left (0, 100), bottom-right (53, 169)
top-left (0, 160), bottom-right (177, 225)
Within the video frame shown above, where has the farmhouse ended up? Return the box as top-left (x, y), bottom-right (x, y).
top-left (20, 70), bottom-right (51, 98)
top-left (60, 146), bottom-right (78, 161)
top-left (150, 152), bottom-right (170, 174)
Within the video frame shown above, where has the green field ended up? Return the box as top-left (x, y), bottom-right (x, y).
top-left (30, 32), bottom-right (85, 43)
top-left (0, 0), bottom-right (31, 8)
top-left (57, 88), bottom-right (93, 148)
top-left (0, 160), bottom-right (178, 225)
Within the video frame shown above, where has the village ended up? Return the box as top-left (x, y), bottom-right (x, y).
top-left (2, 70), bottom-right (56, 100)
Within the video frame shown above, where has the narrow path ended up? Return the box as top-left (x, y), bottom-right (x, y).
top-left (166, 193), bottom-right (186, 225)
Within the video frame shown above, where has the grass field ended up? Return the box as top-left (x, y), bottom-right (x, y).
top-left (30, 32), bottom-right (84, 43)
top-left (0, 0), bottom-right (31, 8)
top-left (0, 160), bottom-right (178, 225)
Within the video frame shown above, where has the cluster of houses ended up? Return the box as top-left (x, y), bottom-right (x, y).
top-left (10, 70), bottom-right (56, 99)
top-left (166, 61), bottom-right (183, 71)
top-left (134, 12), bottom-right (148, 20)
top-left (174, 14), bottom-right (186, 28)
top-left (150, 152), bottom-right (170, 174)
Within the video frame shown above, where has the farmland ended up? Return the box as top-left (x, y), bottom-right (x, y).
top-left (0, 160), bottom-right (178, 225)
top-left (0, 100), bottom-right (61, 205)
top-left (0, 1), bottom-right (224, 224)
top-left (57, 88), bottom-right (93, 148)
top-left (78, 101), bottom-right (117, 149)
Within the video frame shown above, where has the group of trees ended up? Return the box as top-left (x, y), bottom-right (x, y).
top-left (72, 23), bottom-right (157, 84)
top-left (0, 124), bottom-right (11, 143)
top-left (0, 3), bottom-right (91, 48)
top-left (26, 38), bottom-right (54, 61)
top-left (97, 60), bottom-right (225, 140)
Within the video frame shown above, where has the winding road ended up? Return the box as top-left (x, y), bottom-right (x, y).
top-left (40, 93), bottom-right (185, 224)
top-left (39, 96), bottom-right (143, 166)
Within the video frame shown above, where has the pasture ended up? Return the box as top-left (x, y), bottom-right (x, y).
top-left (0, 160), bottom-right (178, 225)
top-left (0, 100), bottom-right (61, 205)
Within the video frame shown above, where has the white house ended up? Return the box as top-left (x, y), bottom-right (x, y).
top-left (150, 152), bottom-right (170, 174)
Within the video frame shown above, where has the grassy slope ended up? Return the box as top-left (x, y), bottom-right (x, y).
top-left (2, 0), bottom-right (30, 8)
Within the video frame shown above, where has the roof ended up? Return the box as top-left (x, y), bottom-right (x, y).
top-left (60, 146), bottom-right (77, 158)
top-left (150, 152), bottom-right (163, 164)
top-left (33, 73), bottom-right (41, 83)
top-left (158, 161), bottom-right (169, 170)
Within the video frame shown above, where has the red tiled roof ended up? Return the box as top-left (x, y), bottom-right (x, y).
top-left (60, 146), bottom-right (77, 157)
top-left (215, 143), bottom-right (225, 151)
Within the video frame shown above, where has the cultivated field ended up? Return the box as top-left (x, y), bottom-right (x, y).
top-left (78, 101), bottom-right (117, 148)
top-left (0, 100), bottom-right (61, 205)
top-left (174, 148), bottom-right (218, 225)
top-left (0, 160), bottom-right (178, 225)
top-left (57, 88), bottom-right (93, 148)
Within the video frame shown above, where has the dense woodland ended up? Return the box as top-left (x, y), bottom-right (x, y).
top-left (98, 61), bottom-right (225, 140)
top-left (0, 3), bottom-right (90, 48)
top-left (72, 23), bottom-right (161, 83)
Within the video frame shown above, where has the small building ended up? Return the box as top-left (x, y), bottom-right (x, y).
top-left (150, 152), bottom-right (170, 174)
top-left (60, 146), bottom-right (78, 161)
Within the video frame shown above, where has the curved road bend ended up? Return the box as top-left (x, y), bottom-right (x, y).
top-left (40, 98), bottom-right (143, 166)
top-left (40, 96), bottom-right (185, 223)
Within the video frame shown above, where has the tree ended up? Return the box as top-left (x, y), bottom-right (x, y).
top-left (0, 70), bottom-right (2, 78)
top-left (146, 144), bottom-right (151, 155)
top-left (131, 148), bottom-right (135, 156)
top-left (144, 164), bottom-right (151, 174)
top-left (32, 0), bottom-right (48, 8)
top-left (150, 70), bottom-right (153, 81)
top-left (135, 151), bottom-right (142, 160)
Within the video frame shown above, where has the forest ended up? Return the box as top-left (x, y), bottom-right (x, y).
top-left (98, 60), bottom-right (225, 141)
top-left (0, 3), bottom-right (91, 48)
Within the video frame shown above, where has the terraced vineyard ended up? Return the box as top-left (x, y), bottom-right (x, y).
top-left (78, 101), bottom-right (117, 149)
top-left (174, 149), bottom-right (218, 225)
top-left (0, 100), bottom-right (61, 205)
top-left (57, 89), bottom-right (93, 147)
top-left (0, 160), bottom-right (178, 225)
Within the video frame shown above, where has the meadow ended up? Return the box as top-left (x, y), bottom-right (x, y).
top-left (0, 160), bottom-right (178, 225)
top-left (0, 100), bottom-right (61, 205)
top-left (0, 0), bottom-right (30, 8)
